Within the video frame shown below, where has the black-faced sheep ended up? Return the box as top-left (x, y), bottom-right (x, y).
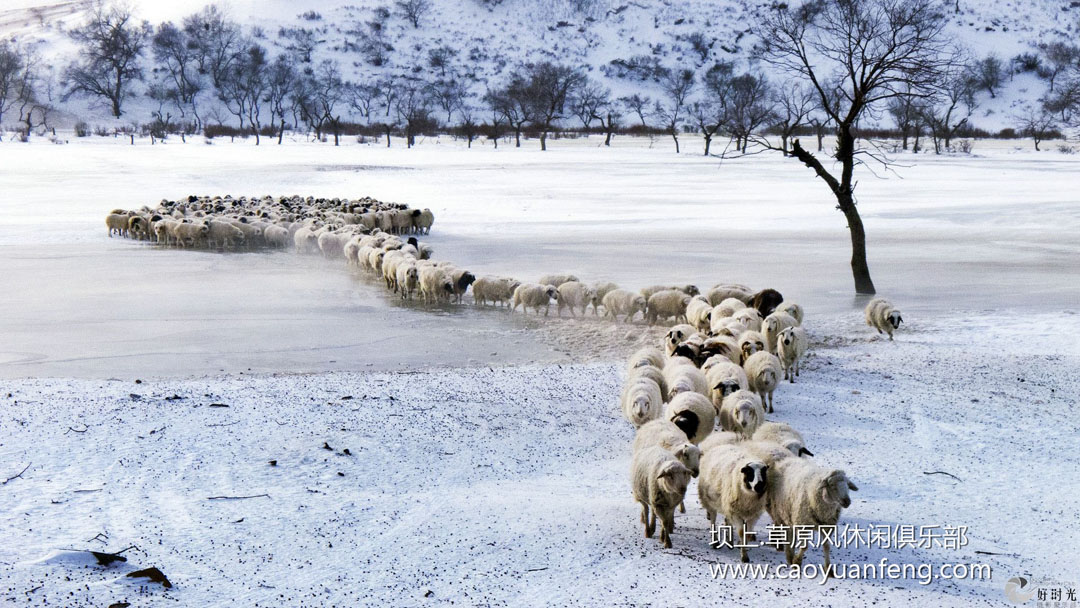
top-left (865, 298), bottom-right (903, 340)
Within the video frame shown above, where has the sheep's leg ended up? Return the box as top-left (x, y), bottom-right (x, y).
top-left (792, 544), bottom-right (808, 566)
top-left (678, 500), bottom-right (685, 513)
top-left (661, 510), bottom-right (675, 548)
top-left (734, 518), bottom-right (749, 563)
top-left (823, 539), bottom-right (833, 578)
top-left (645, 508), bottom-right (656, 538)
top-left (639, 502), bottom-right (649, 526)
top-left (784, 544), bottom-right (795, 565)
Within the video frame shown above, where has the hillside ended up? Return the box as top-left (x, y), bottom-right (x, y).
top-left (1, 0), bottom-right (1077, 132)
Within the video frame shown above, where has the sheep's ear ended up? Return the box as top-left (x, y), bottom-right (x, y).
top-left (847, 479), bottom-right (859, 491)
top-left (799, 447), bottom-right (814, 457)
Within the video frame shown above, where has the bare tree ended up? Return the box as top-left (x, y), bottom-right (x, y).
top-left (457, 102), bottom-right (480, 148)
top-left (183, 4), bottom-right (242, 89)
top-left (886, 88), bottom-right (920, 151)
top-left (11, 46), bottom-right (51, 139)
top-left (572, 79), bottom-right (607, 131)
top-left (218, 42), bottom-right (268, 143)
top-left (63, 3), bottom-right (151, 117)
top-left (395, 0), bottom-right (432, 28)
top-left (724, 72), bottom-right (775, 153)
top-left (653, 68), bottom-right (694, 153)
top-left (482, 87), bottom-right (507, 148)
top-left (771, 82), bottom-right (815, 155)
top-left (921, 63), bottom-right (977, 153)
top-left (430, 78), bottom-right (467, 124)
top-left (0, 40), bottom-right (24, 132)
top-left (348, 81), bottom-right (380, 120)
top-left (518, 62), bottom-right (584, 150)
top-left (266, 54), bottom-right (299, 144)
top-left (1043, 76), bottom-right (1080, 124)
top-left (395, 81), bottom-right (434, 147)
top-left (490, 74), bottom-right (535, 148)
top-left (152, 21), bottom-right (204, 126)
top-left (687, 98), bottom-right (722, 156)
top-left (967, 54), bottom-right (1004, 99)
top-left (619, 93), bottom-right (651, 128)
top-left (298, 60), bottom-right (346, 144)
top-left (758, 0), bottom-right (952, 295)
top-left (1014, 106), bottom-right (1057, 151)
top-left (1039, 42), bottom-right (1080, 93)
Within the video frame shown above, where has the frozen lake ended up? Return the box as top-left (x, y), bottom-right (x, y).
top-left (1, 135), bottom-right (1078, 378)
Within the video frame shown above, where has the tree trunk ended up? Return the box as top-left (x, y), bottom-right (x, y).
top-left (781, 134), bottom-right (789, 156)
top-left (671, 130), bottom-right (680, 153)
top-left (789, 138), bottom-right (876, 295)
top-left (703, 134), bottom-right (711, 156)
top-left (901, 129), bottom-right (908, 150)
top-left (278, 119), bottom-right (285, 145)
top-left (385, 126), bottom-right (391, 147)
top-left (540, 130), bottom-right (547, 151)
top-left (514, 126), bottom-right (521, 148)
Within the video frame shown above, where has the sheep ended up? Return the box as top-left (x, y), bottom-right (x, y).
top-left (556, 281), bottom-right (595, 317)
top-left (626, 347), bottom-right (666, 372)
top-left (662, 359), bottom-right (708, 399)
top-left (231, 218), bottom-right (264, 246)
top-left (445, 267), bottom-right (476, 303)
top-left (390, 209), bottom-right (413, 234)
top-left (622, 377), bottom-right (665, 428)
top-left (418, 266), bottom-right (454, 304)
top-left (641, 284), bottom-right (700, 300)
top-left (472, 276), bottom-right (520, 307)
top-left (699, 336), bottom-right (740, 365)
top-left (173, 222), bottom-right (209, 248)
top-left (718, 390), bottom-right (765, 439)
top-left (263, 225), bottom-right (290, 248)
top-left (511, 283), bottom-right (558, 315)
top-left (646, 290), bottom-right (692, 325)
top-left (731, 308), bottom-right (763, 333)
top-left (602, 289), bottom-right (647, 323)
top-left (698, 430), bottom-right (741, 453)
top-left (775, 302), bottom-right (804, 325)
top-left (752, 422), bottom-right (813, 457)
top-left (743, 351), bottom-right (782, 413)
top-left (762, 312), bottom-right (799, 354)
top-left (663, 324), bottom-right (698, 356)
top-left (865, 298), bottom-right (903, 340)
top-left (777, 326), bottom-right (808, 383)
top-left (206, 220), bottom-right (245, 250)
top-left (413, 208), bottom-right (435, 234)
top-left (706, 284), bottom-right (752, 306)
top-left (705, 359), bottom-right (749, 409)
top-left (105, 213), bottom-right (129, 237)
top-left (631, 446), bottom-right (693, 548)
top-left (395, 261), bottom-right (420, 300)
top-left (710, 298), bottom-right (747, 321)
top-left (737, 330), bottom-right (767, 364)
top-left (590, 281), bottom-right (619, 315)
top-left (293, 226), bottom-right (319, 254)
top-left (750, 288), bottom-right (784, 317)
top-left (628, 365), bottom-right (668, 402)
top-left (766, 458), bottom-right (858, 571)
top-left (126, 215), bottom-right (149, 240)
top-left (318, 231), bottom-right (349, 258)
top-left (663, 392), bottom-right (716, 445)
top-left (685, 296), bottom-right (713, 332)
top-left (538, 273), bottom-right (579, 287)
top-left (697, 444), bottom-right (769, 562)
top-left (632, 420), bottom-right (702, 478)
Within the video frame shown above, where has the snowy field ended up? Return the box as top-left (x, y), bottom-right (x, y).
top-left (1, 136), bottom-right (1079, 605)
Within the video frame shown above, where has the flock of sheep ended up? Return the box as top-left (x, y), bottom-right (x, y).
top-left (622, 286), bottom-right (904, 572)
top-left (104, 196), bottom-right (908, 575)
top-left (104, 194), bottom-right (435, 251)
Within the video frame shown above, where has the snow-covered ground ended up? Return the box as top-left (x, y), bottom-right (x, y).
top-left (1, 136), bottom-right (1079, 605)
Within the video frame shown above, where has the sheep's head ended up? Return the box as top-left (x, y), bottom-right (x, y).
top-left (888, 311), bottom-right (903, 329)
top-left (657, 460), bottom-right (692, 495)
top-left (457, 272), bottom-right (476, 291)
top-left (673, 443), bottom-right (701, 478)
top-left (406, 267), bottom-right (419, 281)
top-left (821, 470), bottom-right (858, 509)
top-left (732, 399), bottom-right (761, 434)
top-left (786, 441), bottom-right (813, 458)
top-left (714, 380), bottom-right (742, 398)
top-left (670, 409), bottom-right (700, 441)
top-left (683, 285), bottom-right (700, 296)
top-left (779, 327), bottom-right (796, 348)
top-left (545, 286), bottom-right (558, 301)
top-left (740, 461), bottom-right (768, 497)
top-left (632, 295), bottom-right (647, 313)
top-left (673, 342), bottom-right (699, 360)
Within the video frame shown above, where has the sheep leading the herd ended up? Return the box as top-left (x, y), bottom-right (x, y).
top-left (619, 287), bottom-right (904, 575)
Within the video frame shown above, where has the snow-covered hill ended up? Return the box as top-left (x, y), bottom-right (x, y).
top-left (2, 0), bottom-right (1077, 131)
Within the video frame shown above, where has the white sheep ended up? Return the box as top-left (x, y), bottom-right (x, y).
top-left (697, 444), bottom-right (769, 562)
top-left (731, 307), bottom-right (763, 333)
top-left (418, 266), bottom-right (454, 304)
top-left (556, 281), bottom-right (596, 317)
top-left (865, 298), bottom-right (904, 340)
top-left (718, 389), bottom-right (765, 439)
top-left (627, 365), bottom-right (668, 401)
top-left (538, 273), bottom-right (579, 287)
top-left (206, 220), bottom-right (245, 250)
top-left (590, 281), bottom-right (619, 315)
top-left (413, 208), bottom-right (435, 234)
top-left (626, 347), bottom-right (666, 372)
top-left (646, 290), bottom-right (692, 325)
top-left (698, 430), bottom-right (741, 453)
top-left (766, 458), bottom-right (858, 571)
top-left (700, 336), bottom-right (740, 365)
top-left (631, 446), bottom-right (694, 548)
top-left (472, 276), bottom-right (520, 307)
top-left (173, 222), bottom-right (209, 248)
top-left (743, 351), bottom-right (781, 413)
top-left (775, 301), bottom-right (804, 325)
top-left (752, 421), bottom-right (813, 457)
top-left (706, 284), bottom-right (753, 306)
top-left (632, 419), bottom-right (703, 477)
top-left (621, 377), bottom-right (664, 428)
top-left (663, 324), bottom-right (698, 356)
top-left (706, 359), bottom-right (749, 410)
top-left (511, 283), bottom-right (558, 315)
top-left (777, 326), bottom-right (808, 383)
top-left (602, 289), bottom-right (647, 323)
top-left (737, 330), bottom-right (767, 364)
top-left (710, 298), bottom-right (747, 321)
top-left (105, 213), bottom-right (129, 237)
top-left (263, 224), bottom-right (290, 248)
top-left (395, 262), bottom-right (420, 300)
top-left (662, 359), bottom-right (708, 399)
top-left (663, 392), bottom-right (716, 445)
top-left (762, 311), bottom-right (799, 354)
top-left (641, 284), bottom-right (700, 300)
top-left (685, 295), bottom-right (713, 332)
